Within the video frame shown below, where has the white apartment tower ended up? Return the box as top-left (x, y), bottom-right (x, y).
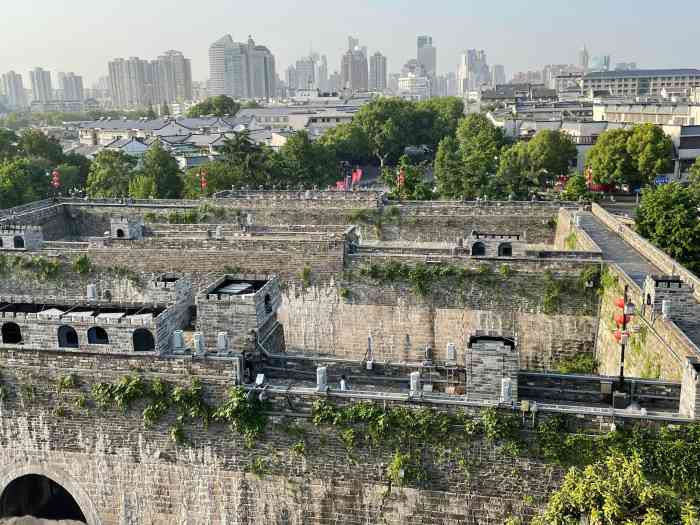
top-left (59, 72), bottom-right (84, 101)
top-left (30, 67), bottom-right (53, 103)
top-left (369, 52), bottom-right (387, 91)
top-left (1, 71), bottom-right (27, 109)
top-left (208, 35), bottom-right (276, 99)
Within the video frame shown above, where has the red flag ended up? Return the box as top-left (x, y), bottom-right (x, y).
top-left (199, 170), bottom-right (208, 190)
top-left (336, 180), bottom-right (346, 190)
top-left (351, 169), bottom-right (359, 184)
top-left (356, 168), bottom-right (363, 182)
top-left (397, 169), bottom-right (405, 187)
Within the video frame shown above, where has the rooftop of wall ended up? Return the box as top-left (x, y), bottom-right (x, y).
top-left (0, 298), bottom-right (166, 324)
top-left (197, 274), bottom-right (277, 302)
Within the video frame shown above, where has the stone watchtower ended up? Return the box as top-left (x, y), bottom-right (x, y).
top-left (0, 225), bottom-right (43, 250)
top-left (643, 275), bottom-right (698, 322)
top-left (680, 357), bottom-right (700, 419)
top-left (195, 274), bottom-right (284, 354)
top-left (464, 331), bottom-right (519, 404)
top-left (110, 217), bottom-right (143, 240)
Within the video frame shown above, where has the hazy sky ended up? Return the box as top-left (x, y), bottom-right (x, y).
top-left (2, 0), bottom-right (700, 86)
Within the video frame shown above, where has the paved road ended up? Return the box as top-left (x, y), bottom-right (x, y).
top-left (577, 212), bottom-right (659, 287)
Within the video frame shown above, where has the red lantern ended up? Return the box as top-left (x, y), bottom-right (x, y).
top-left (397, 169), bottom-right (405, 187)
top-left (51, 169), bottom-right (60, 189)
top-left (613, 330), bottom-right (622, 342)
top-left (614, 314), bottom-right (631, 326)
top-left (199, 170), bottom-right (207, 191)
top-left (615, 298), bottom-right (625, 309)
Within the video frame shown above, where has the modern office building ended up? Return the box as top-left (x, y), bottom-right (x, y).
top-left (578, 45), bottom-right (590, 70)
top-left (457, 50), bottom-right (489, 94)
top-left (59, 72), bottom-right (85, 102)
top-left (295, 57), bottom-right (316, 91)
top-left (491, 65), bottom-right (506, 87)
top-left (582, 69), bottom-right (700, 98)
top-left (1, 71), bottom-right (27, 109)
top-left (30, 67), bottom-right (53, 103)
top-left (417, 35), bottom-right (436, 77)
top-left (208, 35), bottom-right (276, 100)
top-left (341, 39), bottom-right (368, 92)
top-left (369, 52), bottom-right (387, 91)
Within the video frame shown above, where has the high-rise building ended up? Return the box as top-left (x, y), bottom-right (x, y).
top-left (417, 35), bottom-right (437, 77)
top-left (59, 72), bottom-right (84, 101)
top-left (318, 55), bottom-right (329, 93)
top-left (491, 65), bottom-right (506, 87)
top-left (295, 57), bottom-right (316, 90)
top-left (369, 52), bottom-right (387, 91)
top-left (209, 34), bottom-right (235, 97)
top-left (579, 45), bottom-right (590, 70)
top-left (341, 37), bottom-right (368, 92)
top-left (208, 35), bottom-right (276, 100)
top-left (30, 67), bottom-right (52, 103)
top-left (108, 57), bottom-right (154, 108)
top-left (155, 50), bottom-right (193, 103)
top-left (285, 66), bottom-right (297, 96)
top-left (457, 50), bottom-right (489, 94)
top-left (1, 71), bottom-right (27, 109)
top-left (590, 55), bottom-right (611, 72)
top-left (328, 71), bottom-right (341, 94)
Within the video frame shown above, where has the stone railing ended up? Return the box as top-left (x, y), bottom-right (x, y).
top-left (592, 203), bottom-right (700, 302)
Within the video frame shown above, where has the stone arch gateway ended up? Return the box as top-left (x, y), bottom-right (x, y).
top-left (0, 463), bottom-right (101, 524)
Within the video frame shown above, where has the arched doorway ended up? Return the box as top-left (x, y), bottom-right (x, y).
top-left (0, 474), bottom-right (86, 522)
top-left (87, 327), bottom-right (109, 345)
top-left (58, 325), bottom-right (79, 348)
top-left (471, 242), bottom-right (486, 257)
top-left (13, 236), bottom-right (24, 249)
top-left (1, 322), bottom-right (22, 344)
top-left (116, 229), bottom-right (125, 238)
top-left (132, 328), bottom-right (155, 352)
top-left (498, 243), bottom-right (512, 257)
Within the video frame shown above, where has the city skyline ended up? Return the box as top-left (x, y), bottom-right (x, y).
top-left (2, 0), bottom-right (700, 87)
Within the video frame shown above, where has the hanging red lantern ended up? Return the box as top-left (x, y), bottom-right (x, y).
top-left (613, 330), bottom-right (622, 342)
top-left (614, 314), bottom-right (631, 326)
top-left (615, 298), bottom-right (625, 309)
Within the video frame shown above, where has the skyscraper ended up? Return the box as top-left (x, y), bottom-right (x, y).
top-left (285, 65), bottom-right (297, 96)
top-left (579, 45), bottom-right (590, 70)
top-left (108, 57), bottom-right (153, 108)
top-left (155, 50), bottom-right (193, 103)
top-left (341, 37), bottom-right (368, 92)
top-left (59, 72), bottom-right (84, 101)
top-left (208, 35), bottom-right (276, 99)
top-left (491, 65), bottom-right (506, 86)
top-left (1, 71), bottom-right (27, 109)
top-left (369, 52), bottom-right (387, 91)
top-left (417, 35), bottom-right (437, 77)
top-left (209, 35), bottom-right (235, 97)
top-left (317, 55), bottom-right (329, 93)
top-left (295, 57), bottom-right (316, 90)
top-left (30, 67), bottom-right (52, 103)
top-left (457, 50), bottom-right (489, 94)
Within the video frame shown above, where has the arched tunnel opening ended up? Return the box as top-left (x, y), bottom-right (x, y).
top-left (0, 474), bottom-right (86, 523)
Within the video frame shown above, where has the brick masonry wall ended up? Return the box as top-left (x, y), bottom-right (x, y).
top-left (0, 348), bottom-right (568, 525)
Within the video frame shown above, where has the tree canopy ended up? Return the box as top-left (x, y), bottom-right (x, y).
top-left (587, 124), bottom-right (673, 187)
top-left (187, 96), bottom-right (241, 118)
top-left (138, 140), bottom-right (182, 198)
top-left (635, 183), bottom-right (700, 273)
top-left (85, 150), bottom-right (136, 198)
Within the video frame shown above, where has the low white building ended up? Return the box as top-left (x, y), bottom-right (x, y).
top-left (397, 73), bottom-right (431, 101)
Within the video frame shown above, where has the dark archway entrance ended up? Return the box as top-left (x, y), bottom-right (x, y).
top-left (0, 474), bottom-right (86, 522)
top-left (133, 328), bottom-right (155, 352)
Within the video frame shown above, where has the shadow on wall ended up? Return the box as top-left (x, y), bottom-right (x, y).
top-left (0, 474), bottom-right (86, 523)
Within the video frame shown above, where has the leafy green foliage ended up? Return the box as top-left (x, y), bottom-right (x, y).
top-left (72, 255), bottom-right (92, 274)
top-left (382, 156), bottom-right (433, 200)
top-left (86, 150), bottom-right (136, 197)
top-left (553, 353), bottom-right (598, 374)
top-left (212, 386), bottom-right (269, 447)
top-left (635, 183), bottom-right (700, 273)
top-left (186, 95), bottom-right (240, 118)
top-left (561, 173), bottom-right (590, 201)
top-left (586, 124), bottom-right (673, 187)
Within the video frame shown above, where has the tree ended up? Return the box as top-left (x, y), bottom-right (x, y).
top-left (85, 150), bottom-right (135, 197)
top-left (492, 142), bottom-right (537, 199)
top-left (382, 156), bottom-right (432, 200)
top-left (627, 123), bottom-right (674, 185)
top-left (416, 97), bottom-right (465, 150)
top-left (636, 183), bottom-right (700, 273)
top-left (434, 136), bottom-right (467, 199)
top-left (128, 174), bottom-right (157, 198)
top-left (0, 159), bottom-right (43, 208)
top-left (160, 101), bottom-right (170, 116)
top-left (0, 129), bottom-right (19, 161)
top-left (586, 128), bottom-right (633, 186)
top-left (561, 173), bottom-right (590, 201)
top-left (218, 131), bottom-right (272, 186)
top-left (689, 157), bottom-right (700, 201)
top-left (18, 129), bottom-right (64, 165)
top-left (527, 129), bottom-right (578, 185)
top-left (52, 164), bottom-right (83, 194)
top-left (140, 141), bottom-right (182, 198)
top-left (272, 131), bottom-right (338, 187)
top-left (353, 98), bottom-right (418, 167)
top-left (456, 114), bottom-right (505, 198)
top-left (186, 96), bottom-right (241, 118)
top-left (146, 104), bottom-right (157, 120)
top-left (182, 161), bottom-right (241, 198)
top-left (318, 123), bottom-right (371, 165)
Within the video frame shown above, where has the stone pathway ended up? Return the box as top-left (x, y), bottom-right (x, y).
top-left (577, 212), bottom-right (659, 287)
